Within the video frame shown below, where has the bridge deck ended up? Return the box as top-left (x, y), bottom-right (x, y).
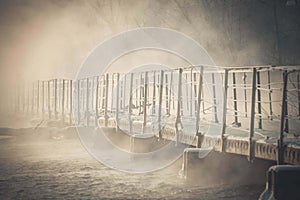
top-left (98, 116), bottom-right (300, 165)
top-left (11, 65), bottom-right (300, 165)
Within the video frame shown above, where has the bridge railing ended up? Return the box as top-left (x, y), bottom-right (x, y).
top-left (13, 79), bottom-right (74, 124)
top-left (11, 66), bottom-right (300, 163)
top-left (278, 69), bottom-right (300, 164)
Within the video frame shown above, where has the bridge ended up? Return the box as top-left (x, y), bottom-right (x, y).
top-left (12, 65), bottom-right (300, 165)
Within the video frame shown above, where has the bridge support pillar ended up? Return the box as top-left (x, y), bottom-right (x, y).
top-left (259, 165), bottom-right (300, 200)
top-left (129, 133), bottom-right (156, 153)
top-left (182, 148), bottom-right (214, 181)
top-left (181, 148), bottom-right (273, 184)
top-left (196, 132), bottom-right (204, 148)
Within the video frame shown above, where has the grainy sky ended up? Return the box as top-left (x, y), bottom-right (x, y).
top-left (0, 0), bottom-right (299, 106)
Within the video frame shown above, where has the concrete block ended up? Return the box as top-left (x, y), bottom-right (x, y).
top-left (259, 165), bottom-right (300, 200)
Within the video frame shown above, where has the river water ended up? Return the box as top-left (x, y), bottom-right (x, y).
top-left (0, 127), bottom-right (264, 200)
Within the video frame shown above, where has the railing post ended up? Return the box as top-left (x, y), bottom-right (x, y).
top-left (152, 71), bottom-right (156, 115)
top-left (111, 75), bottom-right (115, 113)
top-left (284, 93), bottom-right (289, 134)
top-left (185, 73), bottom-right (189, 114)
top-left (268, 70), bottom-right (273, 119)
top-left (66, 80), bottom-right (69, 117)
top-left (257, 71), bottom-right (262, 129)
top-left (221, 69), bottom-right (229, 152)
top-left (158, 70), bottom-right (164, 139)
top-left (104, 74), bottom-right (109, 127)
top-left (175, 68), bottom-right (183, 146)
top-left (298, 72), bottom-right (300, 117)
top-left (48, 81), bottom-right (51, 119)
top-left (142, 72), bottom-right (148, 134)
top-left (123, 74), bottom-right (127, 109)
top-left (95, 77), bottom-right (99, 127)
top-left (128, 73), bottom-right (134, 134)
top-left (296, 72), bottom-right (300, 117)
top-left (62, 80), bottom-right (65, 123)
top-left (139, 73), bottom-right (143, 115)
top-left (91, 77), bottom-right (95, 116)
top-left (14, 85), bottom-right (16, 114)
top-left (86, 78), bottom-right (90, 126)
top-left (165, 73), bottom-right (170, 115)
top-left (196, 67), bottom-right (204, 148)
top-left (27, 84), bottom-right (30, 114)
top-left (31, 82), bottom-right (34, 114)
top-left (190, 68), bottom-right (193, 117)
top-left (243, 72), bottom-right (248, 117)
top-left (119, 79), bottom-right (123, 110)
top-left (22, 84), bottom-right (26, 113)
top-left (54, 79), bottom-right (58, 119)
top-left (135, 79), bottom-right (138, 110)
top-left (171, 72), bottom-right (175, 109)
top-left (202, 88), bottom-right (205, 114)
top-left (22, 85), bottom-right (25, 113)
top-left (42, 81), bottom-right (45, 117)
top-left (17, 85), bottom-right (20, 113)
top-left (77, 80), bottom-right (81, 125)
top-left (232, 72), bottom-right (239, 126)
top-left (278, 70), bottom-right (288, 165)
top-left (19, 85), bottom-right (22, 113)
top-left (196, 67), bottom-right (203, 134)
top-left (101, 76), bottom-right (105, 110)
top-left (69, 80), bottom-right (73, 124)
top-left (212, 72), bottom-right (219, 123)
top-left (37, 80), bottom-right (40, 114)
top-left (17, 85), bottom-right (22, 114)
top-left (115, 74), bottom-right (120, 132)
top-left (248, 68), bottom-right (257, 161)
top-left (20, 85), bottom-right (23, 113)
top-left (193, 72), bottom-right (197, 117)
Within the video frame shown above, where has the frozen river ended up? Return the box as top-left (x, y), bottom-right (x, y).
top-left (0, 126), bottom-right (264, 199)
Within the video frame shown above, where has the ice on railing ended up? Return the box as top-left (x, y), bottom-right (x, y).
top-left (11, 66), bottom-right (300, 150)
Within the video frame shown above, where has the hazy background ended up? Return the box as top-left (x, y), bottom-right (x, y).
top-left (0, 0), bottom-right (300, 113)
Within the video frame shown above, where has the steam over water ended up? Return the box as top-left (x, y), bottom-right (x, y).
top-left (0, 118), bottom-right (264, 200)
top-left (1, 1), bottom-right (299, 198)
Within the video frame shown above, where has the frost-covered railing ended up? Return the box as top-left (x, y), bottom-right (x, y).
top-left (218, 66), bottom-right (300, 161)
top-left (11, 65), bottom-right (300, 163)
top-left (277, 69), bottom-right (300, 164)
